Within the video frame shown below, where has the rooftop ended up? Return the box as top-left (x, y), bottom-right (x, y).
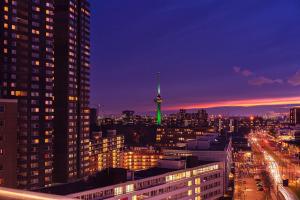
top-left (39, 158), bottom-right (217, 196)
top-left (134, 159), bottom-right (216, 179)
top-left (170, 135), bottom-right (230, 151)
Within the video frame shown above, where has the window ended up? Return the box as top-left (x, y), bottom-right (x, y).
top-left (126, 184), bottom-right (134, 193)
top-left (114, 187), bottom-right (123, 196)
top-left (0, 106), bottom-right (4, 113)
top-left (195, 178), bottom-right (201, 185)
top-left (195, 187), bottom-right (201, 194)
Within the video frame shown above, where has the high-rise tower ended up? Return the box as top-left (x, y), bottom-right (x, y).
top-left (154, 73), bottom-right (162, 125)
top-left (0, 0), bottom-right (55, 189)
top-left (53, 0), bottom-right (91, 183)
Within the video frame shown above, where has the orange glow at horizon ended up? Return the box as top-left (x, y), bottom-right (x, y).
top-left (166, 96), bottom-right (300, 110)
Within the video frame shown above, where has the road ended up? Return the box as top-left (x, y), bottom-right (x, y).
top-left (250, 132), bottom-right (299, 200)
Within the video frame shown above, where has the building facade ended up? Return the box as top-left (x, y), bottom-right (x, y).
top-left (90, 131), bottom-right (125, 172)
top-left (68, 160), bottom-right (225, 200)
top-left (53, 0), bottom-right (91, 183)
top-left (121, 147), bottom-right (163, 171)
top-left (0, 99), bottom-right (18, 188)
top-left (162, 135), bottom-right (233, 191)
top-left (0, 0), bottom-right (55, 189)
top-left (290, 108), bottom-right (300, 125)
top-left (156, 127), bottom-right (204, 147)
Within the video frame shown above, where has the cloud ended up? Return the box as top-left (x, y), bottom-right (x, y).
top-left (233, 66), bottom-right (253, 77)
top-left (166, 96), bottom-right (300, 111)
top-left (288, 70), bottom-right (300, 86)
top-left (241, 69), bottom-right (253, 77)
top-left (248, 76), bottom-right (283, 86)
top-left (233, 66), bottom-right (241, 73)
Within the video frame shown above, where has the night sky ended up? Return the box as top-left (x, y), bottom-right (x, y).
top-left (90, 0), bottom-right (300, 115)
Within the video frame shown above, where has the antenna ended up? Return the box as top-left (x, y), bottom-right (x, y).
top-left (157, 72), bottom-right (161, 95)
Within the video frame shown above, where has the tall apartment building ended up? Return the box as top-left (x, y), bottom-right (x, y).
top-left (0, 0), bottom-right (91, 188)
top-left (90, 131), bottom-right (124, 172)
top-left (0, 0), bottom-right (55, 189)
top-left (53, 0), bottom-right (91, 183)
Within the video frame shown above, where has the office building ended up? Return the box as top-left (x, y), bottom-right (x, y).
top-left (53, 0), bottom-right (91, 183)
top-left (0, 0), bottom-right (55, 189)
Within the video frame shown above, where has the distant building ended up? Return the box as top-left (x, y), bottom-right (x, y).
top-left (90, 108), bottom-right (98, 126)
top-left (290, 107), bottom-right (300, 125)
top-left (0, 99), bottom-right (18, 188)
top-left (165, 109), bottom-right (208, 129)
top-left (122, 110), bottom-right (135, 125)
top-left (156, 127), bottom-right (204, 147)
top-left (122, 110), bottom-right (135, 118)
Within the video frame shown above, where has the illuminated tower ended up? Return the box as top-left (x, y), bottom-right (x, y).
top-left (154, 73), bottom-right (163, 125)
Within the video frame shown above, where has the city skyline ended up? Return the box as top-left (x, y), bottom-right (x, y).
top-left (90, 0), bottom-right (300, 114)
top-left (1, 1), bottom-right (300, 199)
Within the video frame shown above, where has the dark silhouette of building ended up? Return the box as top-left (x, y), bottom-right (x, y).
top-left (0, 0), bottom-right (55, 189)
top-left (290, 107), bottom-right (300, 125)
top-left (0, 99), bottom-right (18, 188)
top-left (53, 0), bottom-right (91, 183)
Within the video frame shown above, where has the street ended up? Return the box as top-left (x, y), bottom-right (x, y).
top-left (249, 131), bottom-right (299, 200)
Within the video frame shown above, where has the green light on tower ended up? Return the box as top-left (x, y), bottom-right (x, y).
top-left (155, 72), bottom-right (162, 126)
top-left (156, 102), bottom-right (162, 125)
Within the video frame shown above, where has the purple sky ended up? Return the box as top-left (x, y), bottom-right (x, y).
top-left (90, 0), bottom-right (300, 115)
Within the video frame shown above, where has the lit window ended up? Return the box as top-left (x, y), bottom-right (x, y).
top-left (114, 187), bottom-right (123, 196)
top-left (126, 184), bottom-right (134, 193)
top-left (195, 178), bottom-right (201, 185)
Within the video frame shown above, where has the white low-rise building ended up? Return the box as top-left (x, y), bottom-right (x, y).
top-left (162, 135), bottom-right (233, 191)
top-left (68, 159), bottom-right (225, 200)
